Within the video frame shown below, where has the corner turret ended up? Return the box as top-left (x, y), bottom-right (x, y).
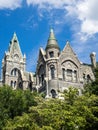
top-left (90, 52), bottom-right (96, 68)
top-left (45, 29), bottom-right (60, 59)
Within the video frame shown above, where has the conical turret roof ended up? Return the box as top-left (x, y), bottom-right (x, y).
top-left (45, 29), bottom-right (60, 50)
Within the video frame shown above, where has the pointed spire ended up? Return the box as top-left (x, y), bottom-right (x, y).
top-left (45, 28), bottom-right (60, 50)
top-left (48, 28), bottom-right (56, 40)
top-left (12, 32), bottom-right (18, 41)
top-left (66, 40), bottom-right (70, 45)
top-left (8, 32), bottom-right (23, 58)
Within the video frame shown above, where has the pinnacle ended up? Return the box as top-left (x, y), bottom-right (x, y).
top-left (13, 32), bottom-right (18, 41)
top-left (48, 28), bottom-right (56, 40)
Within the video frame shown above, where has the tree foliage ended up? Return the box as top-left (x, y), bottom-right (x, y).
top-left (0, 85), bottom-right (37, 129)
top-left (84, 64), bottom-right (98, 95)
top-left (0, 68), bottom-right (98, 130)
top-left (3, 87), bottom-right (98, 130)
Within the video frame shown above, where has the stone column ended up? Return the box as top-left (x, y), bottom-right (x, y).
top-left (45, 77), bottom-right (49, 98)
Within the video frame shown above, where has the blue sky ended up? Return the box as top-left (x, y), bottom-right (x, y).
top-left (0, 0), bottom-right (98, 73)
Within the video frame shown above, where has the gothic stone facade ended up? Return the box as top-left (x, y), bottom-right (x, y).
top-left (1, 33), bottom-right (35, 90)
top-left (36, 29), bottom-right (96, 98)
top-left (0, 29), bottom-right (96, 97)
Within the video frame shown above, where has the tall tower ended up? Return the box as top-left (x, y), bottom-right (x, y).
top-left (90, 52), bottom-right (96, 68)
top-left (45, 28), bottom-right (60, 80)
top-left (2, 33), bottom-right (26, 88)
top-left (44, 29), bottom-right (60, 97)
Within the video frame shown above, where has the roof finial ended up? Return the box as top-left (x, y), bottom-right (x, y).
top-left (50, 27), bottom-right (54, 33)
top-left (12, 32), bottom-right (18, 41)
top-left (13, 32), bottom-right (16, 37)
top-left (49, 27), bottom-right (55, 40)
top-left (66, 40), bottom-right (70, 45)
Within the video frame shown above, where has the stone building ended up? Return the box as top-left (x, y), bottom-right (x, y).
top-left (0, 29), bottom-right (96, 97)
top-left (1, 33), bottom-right (35, 90)
top-left (36, 29), bottom-right (96, 98)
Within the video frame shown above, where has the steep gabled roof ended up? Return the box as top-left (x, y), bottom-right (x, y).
top-left (38, 47), bottom-right (46, 61)
top-left (63, 41), bottom-right (76, 55)
top-left (60, 41), bottom-right (81, 65)
top-left (8, 32), bottom-right (23, 58)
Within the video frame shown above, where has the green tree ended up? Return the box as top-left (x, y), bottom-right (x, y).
top-left (84, 63), bottom-right (98, 95)
top-left (64, 87), bottom-right (79, 105)
top-left (0, 85), bottom-right (37, 129)
top-left (4, 89), bottom-right (98, 130)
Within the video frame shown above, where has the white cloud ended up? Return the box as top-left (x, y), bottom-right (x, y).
top-left (26, 0), bottom-right (74, 9)
top-left (26, 0), bottom-right (98, 41)
top-left (0, 0), bottom-right (23, 10)
top-left (76, 0), bottom-right (98, 36)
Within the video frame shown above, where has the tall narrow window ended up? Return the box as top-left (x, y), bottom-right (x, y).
top-left (87, 75), bottom-right (91, 83)
top-left (62, 68), bottom-right (65, 80)
top-left (83, 73), bottom-right (86, 80)
top-left (10, 81), bottom-right (13, 87)
top-left (67, 69), bottom-right (72, 81)
top-left (41, 74), bottom-right (44, 85)
top-left (14, 69), bottom-right (17, 76)
top-left (50, 66), bottom-right (55, 79)
top-left (38, 65), bottom-right (45, 85)
top-left (49, 51), bottom-right (54, 58)
top-left (14, 81), bottom-right (16, 87)
top-left (74, 70), bottom-right (77, 82)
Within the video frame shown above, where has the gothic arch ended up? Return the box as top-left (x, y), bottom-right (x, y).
top-left (61, 60), bottom-right (78, 69)
top-left (14, 54), bottom-right (19, 61)
top-left (51, 89), bottom-right (56, 98)
top-left (11, 68), bottom-right (20, 76)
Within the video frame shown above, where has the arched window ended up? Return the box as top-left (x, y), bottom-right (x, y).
top-left (11, 68), bottom-right (18, 76)
top-left (14, 81), bottom-right (16, 87)
top-left (67, 69), bottom-right (72, 81)
top-left (50, 66), bottom-right (55, 79)
top-left (14, 69), bottom-right (17, 76)
top-left (51, 89), bottom-right (56, 98)
top-left (62, 68), bottom-right (65, 80)
top-left (10, 81), bottom-right (13, 87)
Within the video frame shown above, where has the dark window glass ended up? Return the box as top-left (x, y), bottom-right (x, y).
top-left (74, 70), bottom-right (77, 82)
top-left (62, 68), bottom-right (65, 80)
top-left (14, 81), bottom-right (16, 87)
top-left (10, 81), bottom-right (13, 87)
top-left (51, 66), bottom-right (55, 79)
top-left (51, 89), bottom-right (56, 98)
top-left (49, 51), bottom-right (54, 58)
top-left (87, 75), bottom-right (91, 83)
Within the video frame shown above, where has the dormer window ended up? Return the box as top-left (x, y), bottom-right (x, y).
top-left (49, 51), bottom-right (54, 58)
